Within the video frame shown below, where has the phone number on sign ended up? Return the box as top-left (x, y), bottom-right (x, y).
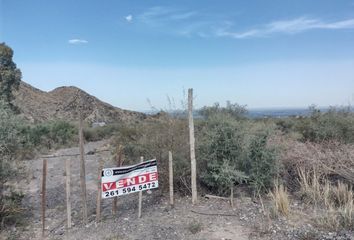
top-left (104, 182), bottom-right (158, 198)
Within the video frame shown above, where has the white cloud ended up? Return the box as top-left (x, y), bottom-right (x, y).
top-left (125, 15), bottom-right (133, 22)
top-left (139, 6), bottom-right (173, 22)
top-left (216, 17), bottom-right (354, 39)
top-left (170, 11), bottom-right (198, 20)
top-left (136, 6), bottom-right (214, 37)
top-left (136, 7), bottom-right (354, 39)
top-left (138, 6), bottom-right (198, 26)
top-left (68, 39), bottom-right (88, 44)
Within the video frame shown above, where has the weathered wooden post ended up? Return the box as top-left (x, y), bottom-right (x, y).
top-left (169, 151), bottom-right (174, 207)
top-left (41, 159), bottom-right (47, 237)
top-left (188, 88), bottom-right (197, 204)
top-left (112, 145), bottom-right (123, 215)
top-left (78, 110), bottom-right (88, 224)
top-left (138, 156), bottom-right (144, 218)
top-left (96, 159), bottom-right (104, 222)
top-left (65, 159), bottom-right (72, 229)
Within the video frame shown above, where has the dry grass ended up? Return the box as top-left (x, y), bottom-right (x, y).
top-left (276, 134), bottom-right (354, 231)
top-left (269, 181), bottom-right (290, 217)
top-left (332, 181), bottom-right (353, 207)
top-left (297, 167), bottom-right (354, 231)
top-left (319, 181), bottom-right (354, 231)
top-left (298, 168), bottom-right (322, 205)
top-left (274, 136), bottom-right (354, 189)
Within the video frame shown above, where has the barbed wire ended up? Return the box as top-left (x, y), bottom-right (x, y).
top-left (40, 149), bottom-right (110, 159)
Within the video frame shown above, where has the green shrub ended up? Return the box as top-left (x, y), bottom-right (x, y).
top-left (21, 120), bottom-right (76, 150)
top-left (110, 115), bottom-right (190, 193)
top-left (108, 103), bottom-right (279, 195)
top-left (198, 112), bottom-right (278, 195)
top-left (244, 133), bottom-right (278, 193)
top-left (0, 101), bottom-right (24, 228)
top-left (199, 101), bottom-right (247, 120)
top-left (0, 102), bottom-right (23, 153)
top-left (295, 106), bottom-right (354, 144)
top-left (49, 121), bottom-right (76, 145)
top-left (198, 115), bottom-right (249, 194)
top-left (203, 159), bottom-right (248, 194)
top-left (25, 124), bottom-right (49, 146)
top-left (275, 118), bottom-right (295, 134)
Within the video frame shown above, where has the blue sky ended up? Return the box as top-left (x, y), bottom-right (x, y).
top-left (1, 0), bottom-right (354, 111)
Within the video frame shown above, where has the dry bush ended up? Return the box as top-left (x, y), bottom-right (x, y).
top-left (332, 181), bottom-right (353, 207)
top-left (0, 190), bottom-right (24, 228)
top-left (316, 190), bottom-right (353, 231)
top-left (297, 168), bottom-right (354, 231)
top-left (275, 136), bottom-right (354, 189)
top-left (320, 181), bottom-right (354, 230)
top-left (269, 182), bottom-right (290, 217)
top-left (111, 113), bottom-right (190, 194)
top-left (297, 167), bottom-right (322, 205)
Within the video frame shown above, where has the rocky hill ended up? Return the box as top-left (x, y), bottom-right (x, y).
top-left (13, 82), bottom-right (146, 124)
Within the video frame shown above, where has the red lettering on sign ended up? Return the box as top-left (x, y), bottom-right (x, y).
top-left (116, 180), bottom-right (124, 188)
top-left (116, 172), bottom-right (159, 188)
top-left (138, 175), bottom-right (147, 183)
top-left (102, 172), bottom-right (159, 191)
top-left (127, 178), bottom-right (136, 185)
top-left (102, 182), bottom-right (116, 191)
top-left (149, 172), bottom-right (157, 181)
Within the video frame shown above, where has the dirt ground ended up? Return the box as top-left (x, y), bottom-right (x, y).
top-left (3, 140), bottom-right (253, 240)
top-left (2, 140), bottom-right (354, 240)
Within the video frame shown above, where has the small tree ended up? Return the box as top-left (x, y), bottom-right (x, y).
top-left (198, 106), bottom-right (279, 195)
top-left (0, 43), bottom-right (22, 108)
top-left (198, 114), bottom-right (249, 195)
top-left (206, 159), bottom-right (248, 195)
top-left (0, 100), bottom-right (24, 228)
top-left (245, 133), bottom-right (278, 194)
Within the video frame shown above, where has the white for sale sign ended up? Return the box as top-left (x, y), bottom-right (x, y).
top-left (101, 159), bottom-right (158, 199)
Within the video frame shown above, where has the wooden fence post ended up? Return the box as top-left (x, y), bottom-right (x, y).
top-left (96, 159), bottom-right (104, 222)
top-left (138, 156), bottom-right (143, 218)
top-left (65, 159), bottom-right (72, 229)
top-left (41, 159), bottom-right (47, 237)
top-left (169, 151), bottom-right (174, 207)
top-left (79, 111), bottom-right (88, 224)
top-left (112, 145), bottom-right (123, 215)
top-left (188, 88), bottom-right (197, 204)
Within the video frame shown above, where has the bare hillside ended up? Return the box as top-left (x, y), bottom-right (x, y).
top-left (13, 82), bottom-right (146, 123)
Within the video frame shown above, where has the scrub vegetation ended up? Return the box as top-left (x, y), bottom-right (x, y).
top-left (1, 43), bottom-right (354, 237)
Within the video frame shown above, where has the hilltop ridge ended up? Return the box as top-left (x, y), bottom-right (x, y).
top-left (13, 81), bottom-right (146, 123)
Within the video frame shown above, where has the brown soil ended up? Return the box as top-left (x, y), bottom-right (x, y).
top-left (6, 141), bottom-right (252, 240)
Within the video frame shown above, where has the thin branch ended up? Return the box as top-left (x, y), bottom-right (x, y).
top-left (40, 149), bottom-right (110, 159)
top-left (191, 210), bottom-right (239, 217)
